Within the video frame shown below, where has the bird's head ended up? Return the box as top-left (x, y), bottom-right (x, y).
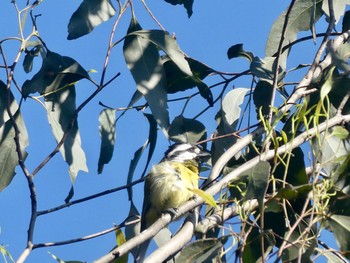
top-left (163, 143), bottom-right (210, 163)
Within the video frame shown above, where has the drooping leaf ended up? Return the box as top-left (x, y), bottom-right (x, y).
top-left (23, 45), bottom-right (41, 73)
top-left (312, 130), bottom-right (350, 176)
top-left (265, 0), bottom-right (323, 68)
top-left (45, 85), bottom-right (88, 183)
top-left (227, 43), bottom-right (254, 62)
top-left (49, 252), bottom-right (84, 263)
top-left (126, 114), bottom-right (157, 200)
top-left (241, 161), bottom-right (270, 209)
top-left (243, 224), bottom-right (275, 262)
top-left (97, 108), bottom-right (116, 174)
top-left (112, 229), bottom-right (128, 263)
top-left (168, 115), bottom-right (206, 144)
top-left (0, 81), bottom-right (28, 191)
top-left (211, 88), bottom-right (248, 165)
top-left (176, 236), bottom-right (229, 263)
top-left (67, 0), bottom-right (116, 40)
top-left (128, 30), bottom-right (192, 76)
top-left (162, 56), bottom-right (214, 106)
top-left (322, 0), bottom-right (350, 24)
top-left (331, 125), bottom-right (349, 140)
top-left (190, 188), bottom-right (216, 207)
top-left (163, 0), bottom-right (194, 18)
top-left (222, 88), bottom-right (248, 125)
top-left (329, 42), bottom-right (350, 73)
top-left (253, 80), bottom-right (273, 118)
top-left (327, 215), bottom-right (350, 259)
top-left (250, 56), bottom-right (285, 83)
top-left (342, 10), bottom-right (350, 32)
top-left (123, 17), bottom-right (170, 138)
top-left (22, 50), bottom-right (90, 98)
top-left (125, 201), bottom-right (141, 259)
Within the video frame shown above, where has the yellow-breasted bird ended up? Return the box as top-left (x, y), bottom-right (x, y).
top-left (135, 143), bottom-right (210, 262)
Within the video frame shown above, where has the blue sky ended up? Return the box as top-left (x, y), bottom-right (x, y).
top-left (0, 1), bottom-right (339, 262)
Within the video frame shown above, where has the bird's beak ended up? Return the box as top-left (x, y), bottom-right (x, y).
top-left (198, 150), bottom-right (211, 161)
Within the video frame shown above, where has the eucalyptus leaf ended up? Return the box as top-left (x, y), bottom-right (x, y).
top-left (97, 108), bottom-right (116, 174)
top-left (342, 10), bottom-right (350, 32)
top-left (45, 86), bottom-right (88, 183)
top-left (176, 236), bottom-right (229, 263)
top-left (123, 17), bottom-right (170, 138)
top-left (168, 115), bottom-right (206, 144)
top-left (67, 0), bottom-right (116, 40)
top-left (163, 0), bottom-right (194, 18)
top-left (253, 80), bottom-right (273, 118)
top-left (128, 30), bottom-right (192, 76)
top-left (327, 215), bottom-right (350, 258)
top-left (265, 0), bottom-right (323, 68)
top-left (227, 43), bottom-right (254, 62)
top-left (322, 0), bottom-right (350, 24)
top-left (0, 81), bottom-right (28, 191)
top-left (22, 50), bottom-right (90, 98)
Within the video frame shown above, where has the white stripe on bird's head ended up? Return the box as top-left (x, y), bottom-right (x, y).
top-left (164, 143), bottom-right (209, 162)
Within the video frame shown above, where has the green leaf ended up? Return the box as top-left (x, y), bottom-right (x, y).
top-left (49, 252), bottom-right (84, 263)
top-left (97, 108), bottom-right (116, 174)
top-left (125, 201), bottom-right (141, 259)
top-left (163, 0), bottom-right (194, 18)
top-left (250, 56), bottom-right (285, 83)
top-left (253, 80), bottom-right (273, 117)
top-left (168, 115), bottom-right (206, 144)
top-left (123, 17), bottom-right (170, 138)
top-left (243, 225), bottom-right (275, 262)
top-left (176, 236), bottom-right (229, 263)
top-left (265, 0), bottom-right (323, 67)
top-left (0, 81), bottom-right (29, 191)
top-left (241, 161), bottom-right (270, 209)
top-left (45, 85), bottom-right (88, 183)
top-left (22, 50), bottom-right (90, 98)
top-left (190, 188), bottom-right (216, 208)
top-left (312, 130), bottom-right (350, 176)
top-left (162, 56), bottom-right (214, 106)
top-left (322, 0), bottom-right (350, 24)
top-left (23, 45), bottom-right (41, 73)
top-left (342, 10), bottom-right (350, 32)
top-left (327, 215), bottom-right (350, 258)
top-left (227, 43), bottom-right (254, 62)
top-left (67, 0), bottom-right (116, 40)
top-left (128, 30), bottom-right (192, 76)
top-left (0, 244), bottom-right (14, 262)
top-left (331, 125), bottom-right (349, 140)
top-left (222, 88), bottom-right (248, 125)
top-left (329, 42), bottom-right (350, 73)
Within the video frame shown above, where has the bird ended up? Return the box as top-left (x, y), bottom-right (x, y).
top-left (135, 143), bottom-right (210, 262)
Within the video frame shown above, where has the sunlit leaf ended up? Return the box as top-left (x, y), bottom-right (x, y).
top-left (322, 0), bottom-right (350, 24)
top-left (176, 236), bottom-right (229, 262)
top-left (222, 88), bottom-right (248, 125)
top-left (250, 56), bottom-right (285, 83)
top-left (45, 85), bottom-right (88, 183)
top-left (49, 252), bottom-right (84, 263)
top-left (67, 0), bottom-right (116, 40)
top-left (168, 116), bottom-right (206, 144)
top-left (0, 81), bottom-right (28, 191)
top-left (266, 0), bottom-right (323, 68)
top-left (123, 17), bottom-right (170, 138)
top-left (128, 30), bottom-right (192, 76)
top-left (22, 50), bottom-right (90, 98)
top-left (331, 125), bottom-right (349, 140)
top-left (227, 43), bottom-right (254, 62)
top-left (190, 188), bottom-right (216, 207)
top-left (98, 108), bottom-right (116, 174)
